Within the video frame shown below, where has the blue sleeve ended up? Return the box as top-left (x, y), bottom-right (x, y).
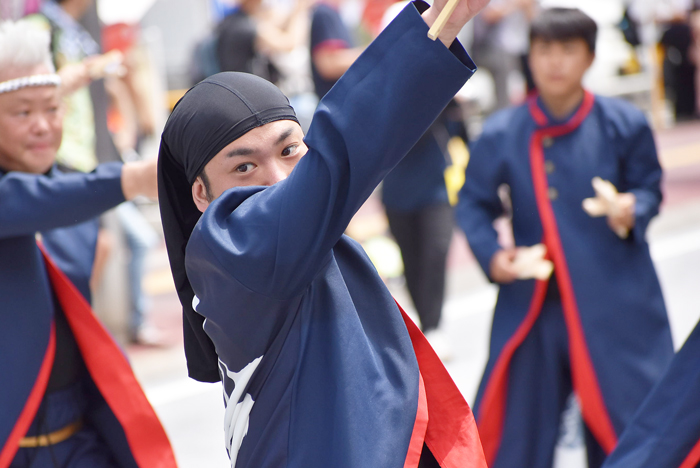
top-left (0, 162), bottom-right (125, 239)
top-left (455, 135), bottom-right (505, 280)
top-left (310, 4), bottom-right (351, 52)
top-left (618, 113), bottom-right (662, 243)
top-left (189, 2), bottom-right (476, 300)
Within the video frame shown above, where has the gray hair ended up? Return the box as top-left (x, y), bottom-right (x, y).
top-left (0, 20), bottom-right (55, 73)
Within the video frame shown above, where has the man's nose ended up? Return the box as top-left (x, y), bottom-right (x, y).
top-left (262, 162), bottom-right (290, 186)
top-left (32, 114), bottom-right (51, 134)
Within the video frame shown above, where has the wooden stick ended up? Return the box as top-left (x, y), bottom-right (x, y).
top-left (427, 0), bottom-right (461, 41)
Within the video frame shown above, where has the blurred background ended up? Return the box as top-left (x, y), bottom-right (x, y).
top-left (2, 0), bottom-right (699, 466)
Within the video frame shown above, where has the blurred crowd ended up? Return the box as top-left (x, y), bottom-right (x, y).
top-left (188, 0), bottom-right (700, 125)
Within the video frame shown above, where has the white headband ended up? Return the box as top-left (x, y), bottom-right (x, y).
top-left (0, 74), bottom-right (62, 95)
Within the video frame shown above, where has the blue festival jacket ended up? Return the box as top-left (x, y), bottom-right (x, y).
top-left (184, 4), bottom-right (486, 468)
top-left (602, 320), bottom-right (700, 468)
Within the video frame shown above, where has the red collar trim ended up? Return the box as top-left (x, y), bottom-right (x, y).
top-left (527, 91), bottom-right (595, 132)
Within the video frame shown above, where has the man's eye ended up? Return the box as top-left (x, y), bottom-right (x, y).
top-left (235, 163), bottom-right (255, 173)
top-left (282, 144), bottom-right (298, 157)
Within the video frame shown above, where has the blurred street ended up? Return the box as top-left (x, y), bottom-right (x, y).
top-left (128, 120), bottom-right (700, 467)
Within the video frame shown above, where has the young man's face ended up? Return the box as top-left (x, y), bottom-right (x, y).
top-left (529, 37), bottom-right (594, 100)
top-left (192, 119), bottom-right (308, 212)
top-left (0, 64), bottom-right (63, 174)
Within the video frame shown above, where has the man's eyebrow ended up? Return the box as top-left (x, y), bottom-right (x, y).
top-left (275, 127), bottom-right (295, 145)
top-left (225, 127), bottom-right (296, 157)
top-left (226, 147), bottom-right (255, 157)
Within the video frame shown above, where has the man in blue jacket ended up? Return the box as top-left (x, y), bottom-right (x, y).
top-left (456, 8), bottom-right (673, 468)
top-left (0, 20), bottom-right (175, 468)
top-left (158, 0), bottom-right (490, 467)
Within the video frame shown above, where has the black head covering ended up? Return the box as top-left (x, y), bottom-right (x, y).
top-left (157, 72), bottom-right (299, 382)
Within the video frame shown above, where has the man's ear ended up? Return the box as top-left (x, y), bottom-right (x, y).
top-left (586, 52), bottom-right (596, 70)
top-left (192, 177), bottom-right (211, 213)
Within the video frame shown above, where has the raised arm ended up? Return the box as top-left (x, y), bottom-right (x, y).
top-left (189, 1), bottom-right (479, 299)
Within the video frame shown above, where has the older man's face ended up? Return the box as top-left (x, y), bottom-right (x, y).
top-left (0, 64), bottom-right (63, 174)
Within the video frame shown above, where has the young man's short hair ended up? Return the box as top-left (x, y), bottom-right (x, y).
top-left (530, 8), bottom-right (598, 54)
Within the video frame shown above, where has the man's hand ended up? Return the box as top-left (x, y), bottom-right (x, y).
top-left (582, 177), bottom-right (635, 238)
top-left (121, 158), bottom-right (158, 200)
top-left (422, 0), bottom-right (491, 47)
top-left (607, 192), bottom-right (636, 238)
top-left (490, 248), bottom-right (519, 284)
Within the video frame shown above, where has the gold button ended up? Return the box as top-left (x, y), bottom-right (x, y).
top-left (545, 160), bottom-right (555, 174)
top-left (543, 137), bottom-right (554, 148)
top-left (548, 187), bottom-right (558, 200)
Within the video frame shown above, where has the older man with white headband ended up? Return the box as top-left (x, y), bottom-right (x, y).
top-left (0, 21), bottom-right (176, 468)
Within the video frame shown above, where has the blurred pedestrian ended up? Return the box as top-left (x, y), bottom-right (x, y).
top-left (157, 1), bottom-right (489, 467)
top-left (381, 98), bottom-right (469, 362)
top-left (103, 22), bottom-right (163, 345)
top-left (309, 0), bottom-right (363, 99)
top-left (216, 0), bottom-right (309, 83)
top-left (658, 0), bottom-right (698, 120)
top-left (0, 20), bottom-right (175, 467)
top-left (692, 6), bottom-right (700, 114)
top-left (472, 0), bottom-right (537, 111)
top-left (457, 8), bottom-right (673, 468)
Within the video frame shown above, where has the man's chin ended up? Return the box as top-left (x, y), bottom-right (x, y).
top-left (26, 152), bottom-right (57, 174)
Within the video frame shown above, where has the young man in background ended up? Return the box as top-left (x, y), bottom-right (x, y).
top-left (457, 8), bottom-right (673, 468)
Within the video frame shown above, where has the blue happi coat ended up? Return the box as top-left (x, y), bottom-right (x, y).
top-left (184, 4), bottom-right (486, 468)
top-left (602, 320), bottom-right (700, 468)
top-left (0, 164), bottom-right (175, 467)
top-left (456, 92), bottom-right (674, 464)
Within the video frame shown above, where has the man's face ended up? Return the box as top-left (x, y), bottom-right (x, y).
top-left (192, 119), bottom-right (308, 212)
top-left (529, 38), bottom-right (594, 100)
top-left (0, 64), bottom-right (63, 174)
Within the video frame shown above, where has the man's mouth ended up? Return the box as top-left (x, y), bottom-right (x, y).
top-left (28, 143), bottom-right (53, 151)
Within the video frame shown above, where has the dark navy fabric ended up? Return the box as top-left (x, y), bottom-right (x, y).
top-left (456, 95), bottom-right (674, 462)
top-left (602, 321), bottom-right (700, 468)
top-left (489, 297), bottom-right (606, 468)
top-left (0, 163), bottom-right (129, 464)
top-left (41, 219), bottom-right (99, 302)
top-left (381, 123), bottom-right (450, 212)
top-left (185, 4), bottom-right (475, 467)
top-left (382, 101), bottom-right (467, 212)
top-left (309, 2), bottom-right (354, 99)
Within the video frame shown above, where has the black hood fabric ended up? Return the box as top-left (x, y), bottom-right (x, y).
top-left (157, 72), bottom-right (299, 382)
